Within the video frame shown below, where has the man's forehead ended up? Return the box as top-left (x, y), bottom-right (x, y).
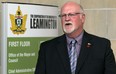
top-left (61, 5), bottom-right (80, 13)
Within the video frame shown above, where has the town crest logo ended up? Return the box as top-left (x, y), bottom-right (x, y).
top-left (10, 6), bottom-right (27, 35)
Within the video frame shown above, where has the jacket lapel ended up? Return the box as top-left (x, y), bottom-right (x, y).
top-left (56, 35), bottom-right (71, 74)
top-left (76, 32), bottom-right (92, 73)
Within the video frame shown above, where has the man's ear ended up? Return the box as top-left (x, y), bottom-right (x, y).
top-left (81, 14), bottom-right (85, 23)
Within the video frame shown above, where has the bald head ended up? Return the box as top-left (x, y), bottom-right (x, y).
top-left (61, 1), bottom-right (84, 14)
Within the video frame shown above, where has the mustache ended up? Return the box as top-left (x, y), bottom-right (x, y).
top-left (65, 22), bottom-right (72, 25)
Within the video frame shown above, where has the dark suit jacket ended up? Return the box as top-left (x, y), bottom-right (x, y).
top-left (35, 31), bottom-right (116, 74)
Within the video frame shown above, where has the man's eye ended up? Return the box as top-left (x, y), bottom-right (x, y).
top-left (62, 14), bottom-right (66, 17)
top-left (69, 14), bottom-right (74, 16)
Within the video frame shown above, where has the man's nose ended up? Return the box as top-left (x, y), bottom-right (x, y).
top-left (65, 15), bottom-right (71, 21)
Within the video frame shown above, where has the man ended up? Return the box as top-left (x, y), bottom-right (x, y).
top-left (35, 1), bottom-right (116, 74)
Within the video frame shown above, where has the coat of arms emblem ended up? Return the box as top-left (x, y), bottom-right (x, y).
top-left (10, 6), bottom-right (27, 35)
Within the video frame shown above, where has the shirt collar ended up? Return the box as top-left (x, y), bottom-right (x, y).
top-left (66, 31), bottom-right (84, 45)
